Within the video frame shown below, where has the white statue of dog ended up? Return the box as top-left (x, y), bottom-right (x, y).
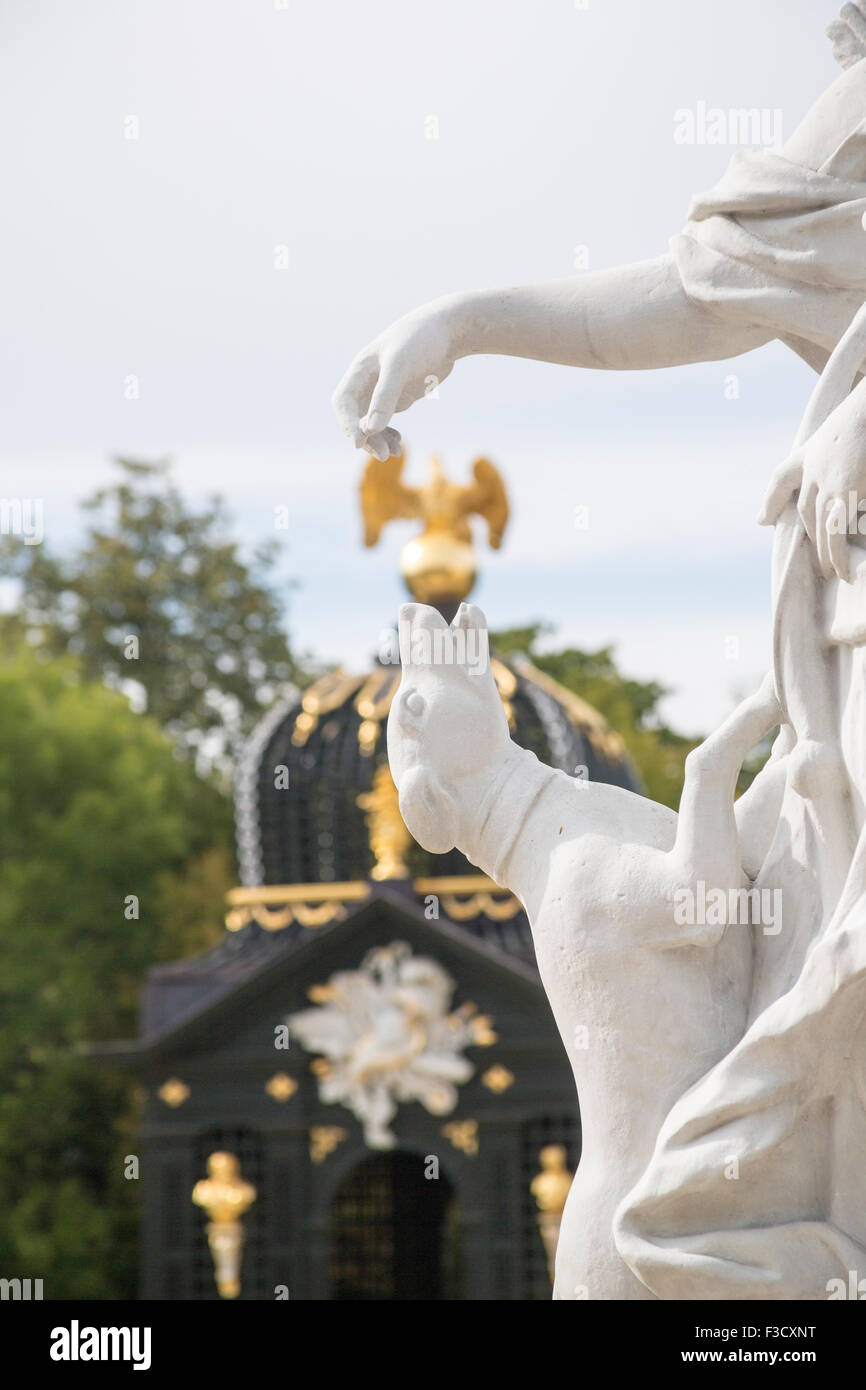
top-left (388, 600), bottom-right (786, 1299)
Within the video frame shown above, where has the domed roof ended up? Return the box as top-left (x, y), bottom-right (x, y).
top-left (234, 651), bottom-right (640, 890)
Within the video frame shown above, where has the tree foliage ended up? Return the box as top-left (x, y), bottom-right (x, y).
top-left (0, 458), bottom-right (304, 765)
top-left (0, 646), bottom-right (230, 1297)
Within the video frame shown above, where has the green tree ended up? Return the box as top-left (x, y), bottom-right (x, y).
top-left (0, 645), bottom-right (230, 1298)
top-left (491, 623), bottom-right (699, 808)
top-left (0, 458), bottom-right (305, 765)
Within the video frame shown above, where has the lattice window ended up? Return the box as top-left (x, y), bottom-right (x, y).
top-left (329, 1151), bottom-right (461, 1301)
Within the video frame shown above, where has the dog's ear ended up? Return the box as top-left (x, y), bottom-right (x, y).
top-left (452, 602), bottom-right (488, 633)
top-left (452, 601), bottom-right (491, 679)
top-left (398, 602), bottom-right (448, 667)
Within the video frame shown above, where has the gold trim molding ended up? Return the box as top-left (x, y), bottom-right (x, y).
top-left (224, 875), bottom-right (521, 932)
top-left (225, 881), bottom-right (370, 932)
top-left (414, 875), bottom-right (522, 922)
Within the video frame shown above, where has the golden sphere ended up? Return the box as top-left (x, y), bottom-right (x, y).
top-left (401, 532), bottom-right (476, 603)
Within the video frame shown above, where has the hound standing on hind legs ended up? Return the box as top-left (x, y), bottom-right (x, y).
top-left (388, 601), bottom-right (786, 1299)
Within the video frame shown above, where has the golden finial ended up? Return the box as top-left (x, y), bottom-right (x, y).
top-left (356, 762), bottom-right (412, 880)
top-left (192, 1151), bottom-right (257, 1299)
top-left (530, 1144), bottom-right (574, 1283)
top-left (360, 448), bottom-right (509, 607)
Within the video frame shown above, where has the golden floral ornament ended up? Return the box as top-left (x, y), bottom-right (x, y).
top-left (265, 1072), bottom-right (298, 1102)
top-left (288, 942), bottom-right (495, 1150)
top-left (457, 1002), bottom-right (497, 1046)
top-left (442, 1119), bottom-right (479, 1156)
top-left (481, 1064), bottom-right (515, 1093)
top-left (309, 1126), bottom-right (347, 1164)
top-left (158, 1078), bottom-right (190, 1108)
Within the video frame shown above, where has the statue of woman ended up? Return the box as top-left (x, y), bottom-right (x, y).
top-left (334, 7), bottom-right (866, 1299)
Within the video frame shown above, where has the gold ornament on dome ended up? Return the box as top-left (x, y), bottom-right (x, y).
top-left (360, 448), bottom-right (509, 605)
top-left (356, 762), bottom-right (411, 880)
top-left (290, 670), bottom-right (366, 749)
top-left (354, 667), bottom-right (394, 755)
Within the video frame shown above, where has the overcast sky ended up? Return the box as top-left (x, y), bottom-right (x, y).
top-left (0, 0), bottom-right (843, 733)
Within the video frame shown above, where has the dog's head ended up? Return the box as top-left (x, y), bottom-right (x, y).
top-left (387, 601), bottom-right (509, 853)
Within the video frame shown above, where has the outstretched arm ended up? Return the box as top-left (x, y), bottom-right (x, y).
top-left (332, 254), bottom-right (775, 459)
top-left (444, 257), bottom-right (773, 371)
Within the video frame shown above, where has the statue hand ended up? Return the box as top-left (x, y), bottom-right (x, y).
top-left (331, 297), bottom-right (462, 459)
top-left (758, 393), bottom-right (866, 582)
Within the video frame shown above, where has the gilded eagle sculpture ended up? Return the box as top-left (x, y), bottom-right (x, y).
top-left (360, 449), bottom-right (509, 609)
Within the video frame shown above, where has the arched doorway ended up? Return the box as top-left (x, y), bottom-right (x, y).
top-left (329, 1151), bottom-right (462, 1300)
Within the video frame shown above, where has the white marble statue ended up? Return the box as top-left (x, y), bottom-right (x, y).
top-left (389, 603), bottom-right (786, 1299)
top-left (336, 6), bottom-right (866, 1299)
